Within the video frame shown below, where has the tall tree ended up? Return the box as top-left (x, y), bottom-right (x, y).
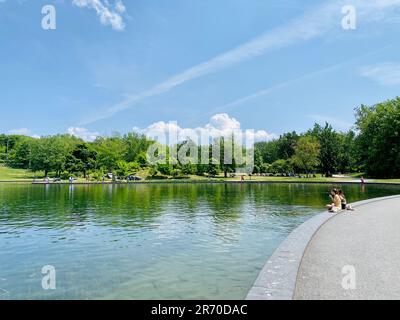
top-left (8, 136), bottom-right (35, 168)
top-left (291, 136), bottom-right (320, 176)
top-left (30, 136), bottom-right (72, 176)
top-left (308, 123), bottom-right (341, 176)
top-left (93, 137), bottom-right (125, 172)
top-left (218, 137), bottom-right (237, 178)
top-left (355, 98), bottom-right (400, 178)
top-left (65, 143), bottom-right (97, 178)
top-left (123, 132), bottom-right (151, 162)
top-left (254, 140), bottom-right (279, 165)
top-left (276, 131), bottom-right (299, 160)
top-left (337, 130), bottom-right (358, 173)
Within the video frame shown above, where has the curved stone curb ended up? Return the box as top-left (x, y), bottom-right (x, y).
top-left (245, 195), bottom-right (400, 300)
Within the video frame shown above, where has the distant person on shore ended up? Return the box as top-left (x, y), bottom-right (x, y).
top-left (338, 189), bottom-right (355, 211)
top-left (69, 176), bottom-right (73, 184)
top-left (326, 188), bottom-right (342, 213)
top-left (361, 176), bottom-right (365, 184)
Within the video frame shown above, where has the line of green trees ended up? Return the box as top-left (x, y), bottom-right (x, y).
top-left (0, 132), bottom-right (240, 180)
top-left (1, 97), bottom-right (400, 179)
top-left (0, 133), bottom-right (153, 180)
top-left (254, 97), bottom-right (400, 178)
top-left (253, 124), bottom-right (357, 177)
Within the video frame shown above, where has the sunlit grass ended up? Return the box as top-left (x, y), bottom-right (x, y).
top-left (0, 165), bottom-right (37, 180)
top-left (0, 165), bottom-right (399, 184)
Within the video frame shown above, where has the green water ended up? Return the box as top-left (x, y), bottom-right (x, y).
top-left (0, 183), bottom-right (399, 300)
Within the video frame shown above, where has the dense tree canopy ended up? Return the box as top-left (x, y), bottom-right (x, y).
top-left (291, 136), bottom-right (320, 176)
top-left (1, 97), bottom-right (400, 179)
top-left (308, 123), bottom-right (341, 176)
top-left (355, 98), bottom-right (400, 178)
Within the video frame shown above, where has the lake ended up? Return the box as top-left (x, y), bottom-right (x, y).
top-left (1, 183), bottom-right (399, 300)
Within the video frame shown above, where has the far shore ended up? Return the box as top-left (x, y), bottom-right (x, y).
top-left (1, 177), bottom-right (400, 186)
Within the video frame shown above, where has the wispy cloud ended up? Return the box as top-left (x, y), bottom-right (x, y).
top-left (81, 0), bottom-right (400, 125)
top-left (308, 114), bottom-right (353, 131)
top-left (192, 61), bottom-right (349, 123)
top-left (8, 128), bottom-right (31, 135)
top-left (360, 62), bottom-right (400, 86)
top-left (189, 46), bottom-right (390, 123)
top-left (72, 0), bottom-right (126, 31)
top-left (0, 0), bottom-right (23, 4)
top-left (81, 1), bottom-right (340, 124)
top-left (7, 128), bottom-right (40, 138)
top-left (6, 127), bottom-right (100, 141)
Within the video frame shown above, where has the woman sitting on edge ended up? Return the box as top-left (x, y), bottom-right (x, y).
top-left (326, 189), bottom-right (342, 213)
top-left (338, 189), bottom-right (355, 211)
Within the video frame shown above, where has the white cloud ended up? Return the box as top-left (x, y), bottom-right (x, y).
top-left (360, 62), bottom-right (400, 86)
top-left (67, 127), bottom-right (100, 142)
top-left (133, 113), bottom-right (277, 145)
top-left (82, 0), bottom-right (400, 125)
top-left (72, 0), bottom-right (126, 31)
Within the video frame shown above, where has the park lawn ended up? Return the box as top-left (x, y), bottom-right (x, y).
top-left (223, 175), bottom-right (400, 184)
top-left (367, 178), bottom-right (400, 184)
top-left (1, 165), bottom-right (399, 184)
top-left (135, 174), bottom-right (363, 184)
top-left (0, 165), bottom-right (38, 180)
top-left (219, 175), bottom-right (358, 183)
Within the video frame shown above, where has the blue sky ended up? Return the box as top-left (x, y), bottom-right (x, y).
top-left (1, 0), bottom-right (400, 140)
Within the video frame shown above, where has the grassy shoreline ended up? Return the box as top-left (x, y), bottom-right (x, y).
top-left (0, 178), bottom-right (400, 186)
top-left (2, 165), bottom-right (400, 185)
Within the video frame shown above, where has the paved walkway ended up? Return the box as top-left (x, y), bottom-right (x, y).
top-left (294, 196), bottom-right (400, 300)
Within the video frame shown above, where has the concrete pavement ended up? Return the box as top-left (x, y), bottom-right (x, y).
top-left (294, 196), bottom-right (400, 300)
